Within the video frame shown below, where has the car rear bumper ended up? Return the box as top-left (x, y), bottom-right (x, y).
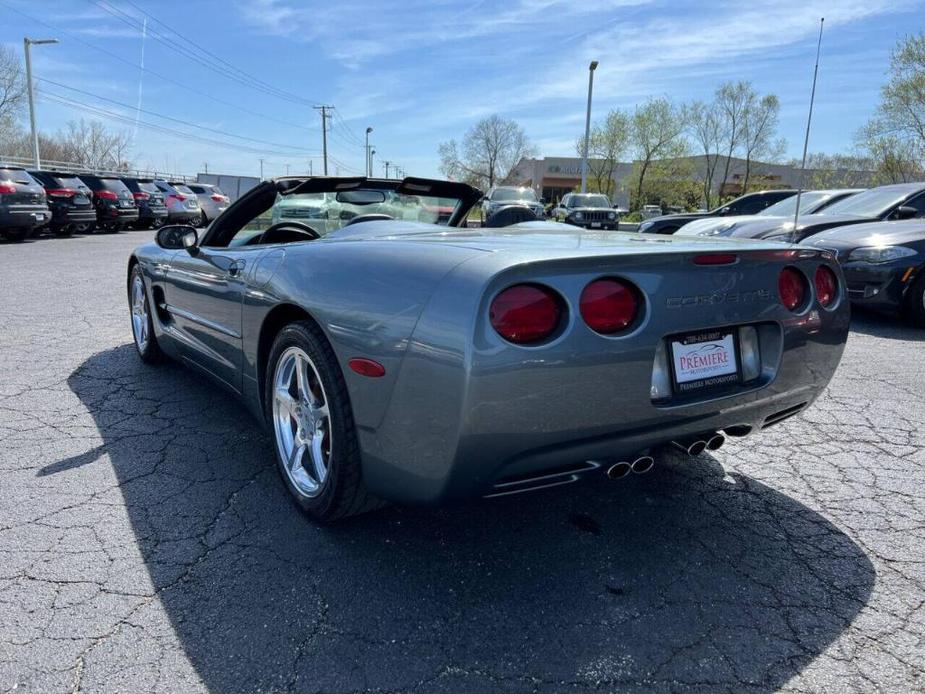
top-left (357, 253), bottom-right (850, 505)
top-left (99, 206), bottom-right (140, 223)
top-left (0, 206), bottom-right (51, 229)
top-left (139, 205), bottom-right (169, 222)
top-left (51, 207), bottom-right (97, 226)
top-left (167, 210), bottom-right (199, 223)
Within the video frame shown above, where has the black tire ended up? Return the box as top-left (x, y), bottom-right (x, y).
top-left (128, 264), bottom-right (166, 364)
top-left (52, 225), bottom-right (73, 237)
top-left (150, 217), bottom-right (165, 230)
top-left (198, 211), bottom-right (208, 228)
top-left (0, 227), bottom-right (32, 242)
top-left (902, 272), bottom-right (925, 328)
top-left (265, 320), bottom-right (382, 522)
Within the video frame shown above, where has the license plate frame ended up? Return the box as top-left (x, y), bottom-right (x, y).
top-left (668, 328), bottom-right (742, 396)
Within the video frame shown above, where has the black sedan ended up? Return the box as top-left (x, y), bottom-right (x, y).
top-left (637, 189), bottom-right (797, 234)
top-left (804, 220), bottom-right (925, 326)
top-left (552, 193), bottom-right (619, 229)
top-left (739, 182), bottom-right (925, 243)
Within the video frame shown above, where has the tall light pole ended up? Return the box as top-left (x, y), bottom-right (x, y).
top-left (580, 59), bottom-right (598, 194)
top-left (24, 37), bottom-right (59, 169)
top-left (369, 149), bottom-right (376, 177)
top-left (383, 160), bottom-right (392, 178)
top-left (365, 127), bottom-right (373, 177)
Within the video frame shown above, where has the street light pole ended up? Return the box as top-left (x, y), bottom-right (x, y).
top-left (369, 149), bottom-right (376, 177)
top-left (365, 127), bottom-right (373, 177)
top-left (23, 37), bottom-right (59, 169)
top-left (580, 59), bottom-right (598, 194)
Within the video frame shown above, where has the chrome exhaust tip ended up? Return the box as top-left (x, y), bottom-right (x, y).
top-left (706, 433), bottom-right (726, 451)
top-left (672, 439), bottom-right (707, 457)
top-left (631, 456), bottom-right (654, 474)
top-left (606, 461), bottom-right (632, 480)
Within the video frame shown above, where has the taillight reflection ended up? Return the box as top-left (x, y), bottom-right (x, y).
top-left (778, 267), bottom-right (807, 311)
top-left (814, 266), bottom-right (838, 308)
top-left (489, 284), bottom-right (562, 344)
top-left (580, 278), bottom-right (639, 334)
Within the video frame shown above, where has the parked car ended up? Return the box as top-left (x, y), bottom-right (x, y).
top-left (641, 204), bottom-right (663, 220)
top-left (731, 182), bottom-right (925, 243)
top-left (552, 193), bottom-right (619, 230)
top-left (79, 174), bottom-right (139, 232)
top-left (675, 189), bottom-right (862, 237)
top-left (154, 180), bottom-right (201, 224)
top-left (121, 178), bottom-right (169, 230)
top-left (127, 175), bottom-right (849, 522)
top-left (0, 167), bottom-right (50, 241)
top-left (481, 186), bottom-right (545, 223)
top-left (186, 183), bottom-right (230, 227)
top-left (28, 170), bottom-right (97, 237)
top-left (638, 190), bottom-right (798, 234)
top-left (804, 220), bottom-right (925, 326)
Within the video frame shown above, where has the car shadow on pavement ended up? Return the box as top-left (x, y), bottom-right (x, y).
top-left (848, 306), bottom-right (925, 341)
top-left (57, 345), bottom-right (875, 692)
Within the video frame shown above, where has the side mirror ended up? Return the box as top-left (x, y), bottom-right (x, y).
top-left (718, 207), bottom-right (730, 215)
top-left (156, 224), bottom-right (198, 251)
top-left (893, 205), bottom-right (918, 220)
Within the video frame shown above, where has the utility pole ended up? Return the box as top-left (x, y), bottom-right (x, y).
top-left (313, 105), bottom-right (333, 175)
top-left (259, 158), bottom-right (264, 179)
top-left (24, 37), bottom-right (59, 169)
top-left (365, 127), bottom-right (373, 177)
top-left (383, 161), bottom-right (392, 178)
top-left (203, 162), bottom-right (208, 174)
top-left (285, 164), bottom-right (290, 175)
top-left (369, 149), bottom-right (376, 177)
top-left (580, 59), bottom-right (599, 194)
top-left (308, 159), bottom-right (313, 176)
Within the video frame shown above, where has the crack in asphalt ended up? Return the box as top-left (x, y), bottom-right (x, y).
top-left (1, 234), bottom-right (923, 692)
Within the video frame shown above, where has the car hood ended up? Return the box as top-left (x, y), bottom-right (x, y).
top-left (490, 199), bottom-right (541, 207)
top-left (730, 212), bottom-right (870, 239)
top-left (644, 212), bottom-right (709, 223)
top-left (677, 215), bottom-right (764, 236)
top-left (803, 220), bottom-right (925, 249)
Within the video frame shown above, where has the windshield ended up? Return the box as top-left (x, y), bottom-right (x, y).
top-left (264, 190), bottom-right (462, 238)
top-left (568, 194), bottom-right (610, 208)
top-left (819, 187), bottom-right (911, 217)
top-left (758, 191), bottom-right (831, 217)
top-left (491, 187), bottom-right (537, 202)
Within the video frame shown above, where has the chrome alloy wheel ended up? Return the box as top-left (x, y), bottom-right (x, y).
top-left (272, 346), bottom-right (332, 497)
top-left (130, 274), bottom-right (150, 352)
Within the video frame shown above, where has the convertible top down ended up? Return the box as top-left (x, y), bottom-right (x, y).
top-left (128, 176), bottom-right (849, 521)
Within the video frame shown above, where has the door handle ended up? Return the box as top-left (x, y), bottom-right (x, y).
top-left (228, 260), bottom-right (246, 277)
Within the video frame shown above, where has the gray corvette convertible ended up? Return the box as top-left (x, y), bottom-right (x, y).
top-left (128, 176), bottom-right (850, 521)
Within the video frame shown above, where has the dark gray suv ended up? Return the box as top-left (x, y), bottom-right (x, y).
top-left (0, 167), bottom-right (51, 241)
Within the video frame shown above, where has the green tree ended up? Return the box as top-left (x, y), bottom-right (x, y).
top-left (575, 109), bottom-right (630, 198)
top-left (629, 98), bottom-right (688, 209)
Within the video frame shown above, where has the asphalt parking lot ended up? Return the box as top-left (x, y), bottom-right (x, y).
top-left (1, 232), bottom-right (924, 693)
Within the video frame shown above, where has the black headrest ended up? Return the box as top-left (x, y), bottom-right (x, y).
top-left (485, 205), bottom-right (538, 228)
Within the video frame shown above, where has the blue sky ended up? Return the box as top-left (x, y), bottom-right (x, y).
top-left (1, 0), bottom-right (922, 179)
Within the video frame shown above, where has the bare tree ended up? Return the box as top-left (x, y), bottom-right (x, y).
top-left (688, 100), bottom-right (723, 209)
top-left (715, 81), bottom-right (752, 194)
top-left (800, 152), bottom-right (876, 188)
top-left (58, 119), bottom-right (132, 170)
top-left (575, 109), bottom-right (630, 198)
top-left (629, 98), bottom-right (688, 209)
top-left (740, 94), bottom-right (784, 191)
top-left (0, 45), bottom-right (27, 127)
top-left (438, 114), bottom-right (534, 189)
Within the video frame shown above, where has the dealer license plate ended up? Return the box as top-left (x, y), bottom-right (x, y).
top-left (670, 329), bottom-right (739, 394)
top-left (591, 221), bottom-right (601, 228)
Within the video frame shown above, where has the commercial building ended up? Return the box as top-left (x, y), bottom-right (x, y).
top-left (511, 155), bottom-right (877, 208)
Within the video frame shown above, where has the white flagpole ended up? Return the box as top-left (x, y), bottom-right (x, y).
top-left (791, 17), bottom-right (825, 242)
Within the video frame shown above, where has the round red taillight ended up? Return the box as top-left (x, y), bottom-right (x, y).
top-left (814, 266), bottom-right (838, 308)
top-left (489, 284), bottom-right (561, 344)
top-left (580, 278), bottom-right (639, 334)
top-left (778, 267), bottom-right (807, 311)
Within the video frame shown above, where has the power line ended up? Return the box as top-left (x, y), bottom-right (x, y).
top-left (36, 77), bottom-right (319, 154)
top-left (39, 91), bottom-right (306, 158)
top-left (0, 1), bottom-right (316, 133)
